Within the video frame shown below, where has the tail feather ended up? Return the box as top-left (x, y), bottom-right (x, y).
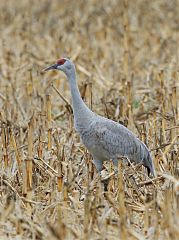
top-left (139, 140), bottom-right (156, 177)
top-left (145, 153), bottom-right (156, 177)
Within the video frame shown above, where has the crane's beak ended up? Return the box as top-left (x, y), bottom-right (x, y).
top-left (43, 63), bottom-right (58, 72)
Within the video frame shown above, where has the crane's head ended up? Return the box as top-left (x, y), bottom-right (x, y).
top-left (44, 58), bottom-right (75, 76)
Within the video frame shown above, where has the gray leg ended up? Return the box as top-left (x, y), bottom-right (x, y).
top-left (112, 158), bottom-right (118, 167)
top-left (93, 159), bottom-right (103, 173)
top-left (112, 158), bottom-right (120, 174)
top-left (112, 158), bottom-right (128, 167)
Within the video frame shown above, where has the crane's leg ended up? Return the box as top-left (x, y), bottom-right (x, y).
top-left (93, 159), bottom-right (103, 173)
top-left (93, 159), bottom-right (109, 191)
top-left (112, 157), bottom-right (129, 168)
top-left (112, 158), bottom-right (124, 174)
top-left (112, 158), bottom-right (118, 167)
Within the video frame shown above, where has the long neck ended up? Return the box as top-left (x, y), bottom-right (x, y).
top-left (66, 67), bottom-right (94, 129)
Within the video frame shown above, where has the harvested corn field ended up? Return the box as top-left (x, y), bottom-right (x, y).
top-left (0, 0), bottom-right (179, 239)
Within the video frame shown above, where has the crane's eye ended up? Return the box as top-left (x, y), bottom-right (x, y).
top-left (57, 59), bottom-right (66, 65)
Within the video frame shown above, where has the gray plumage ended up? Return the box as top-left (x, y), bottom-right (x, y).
top-left (44, 58), bottom-right (156, 177)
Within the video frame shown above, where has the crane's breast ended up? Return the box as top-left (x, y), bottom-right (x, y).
top-left (80, 128), bottom-right (111, 161)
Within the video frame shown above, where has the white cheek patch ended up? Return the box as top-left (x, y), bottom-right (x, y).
top-left (67, 64), bottom-right (71, 70)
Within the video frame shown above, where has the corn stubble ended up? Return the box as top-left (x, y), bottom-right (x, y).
top-left (0, 0), bottom-right (179, 239)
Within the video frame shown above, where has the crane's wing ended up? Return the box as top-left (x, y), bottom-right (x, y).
top-left (88, 117), bottom-right (155, 176)
top-left (92, 118), bottom-right (140, 158)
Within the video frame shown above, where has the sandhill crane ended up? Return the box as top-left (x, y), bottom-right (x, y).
top-left (44, 58), bottom-right (156, 177)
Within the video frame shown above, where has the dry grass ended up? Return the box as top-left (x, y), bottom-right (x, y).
top-left (0, 0), bottom-right (179, 239)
